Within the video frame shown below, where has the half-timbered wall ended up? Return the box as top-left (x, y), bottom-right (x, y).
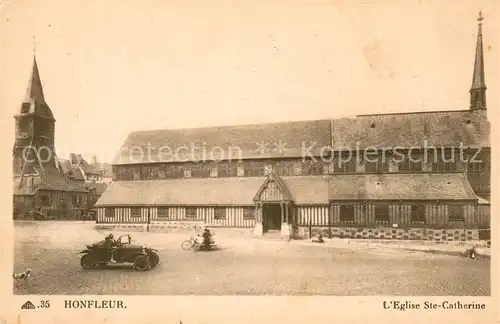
top-left (476, 204), bottom-right (490, 228)
top-left (327, 202), bottom-right (478, 228)
top-left (260, 181), bottom-right (284, 201)
top-left (296, 205), bottom-right (330, 226)
top-left (97, 202), bottom-right (487, 229)
top-left (97, 206), bottom-right (256, 227)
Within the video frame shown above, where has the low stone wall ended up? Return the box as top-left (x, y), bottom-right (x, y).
top-left (95, 223), bottom-right (148, 232)
top-left (95, 222), bottom-right (254, 238)
top-left (299, 226), bottom-right (481, 242)
top-left (207, 227), bottom-right (255, 239)
top-left (148, 221), bottom-right (205, 233)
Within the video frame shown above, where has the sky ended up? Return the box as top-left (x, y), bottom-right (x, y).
top-left (0, 0), bottom-right (498, 163)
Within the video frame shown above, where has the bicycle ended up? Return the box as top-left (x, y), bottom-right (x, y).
top-left (181, 236), bottom-right (201, 251)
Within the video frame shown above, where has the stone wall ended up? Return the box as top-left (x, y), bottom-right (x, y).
top-left (94, 222), bottom-right (254, 238)
top-left (300, 226), bottom-right (480, 242)
top-left (95, 223), bottom-right (148, 232)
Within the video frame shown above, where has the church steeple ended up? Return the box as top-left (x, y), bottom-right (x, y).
top-left (470, 11), bottom-right (487, 110)
top-left (23, 54), bottom-right (46, 105)
top-left (17, 48), bottom-right (55, 120)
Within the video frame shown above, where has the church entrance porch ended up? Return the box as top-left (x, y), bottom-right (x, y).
top-left (252, 173), bottom-right (295, 239)
top-left (262, 203), bottom-right (282, 232)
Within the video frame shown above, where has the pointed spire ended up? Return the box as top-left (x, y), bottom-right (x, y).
top-left (470, 11), bottom-right (487, 110)
top-left (23, 43), bottom-right (46, 105)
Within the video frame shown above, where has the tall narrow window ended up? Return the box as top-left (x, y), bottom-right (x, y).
top-left (339, 205), bottom-right (355, 223)
top-left (374, 205), bottom-right (389, 223)
top-left (243, 207), bottom-right (255, 220)
top-left (157, 207), bottom-right (170, 219)
top-left (200, 163), bottom-right (211, 178)
top-left (244, 162), bottom-right (254, 177)
top-left (210, 165), bottom-right (218, 177)
top-left (256, 162), bottom-right (266, 176)
top-left (191, 164), bottom-right (201, 178)
top-left (432, 149), bottom-right (457, 172)
top-left (410, 205), bottom-right (426, 224)
top-left (273, 163), bottom-right (283, 176)
top-left (334, 158), bottom-right (356, 173)
top-left (105, 208), bottom-right (115, 218)
top-left (218, 163), bottom-right (228, 177)
top-left (131, 207), bottom-right (141, 218)
top-left (214, 207), bottom-right (226, 220)
top-left (293, 162), bottom-right (302, 176)
top-left (227, 162), bottom-right (237, 177)
top-left (322, 163), bottom-right (334, 175)
top-left (312, 161), bottom-right (324, 175)
top-left (237, 163), bottom-right (245, 177)
top-left (448, 205), bottom-right (464, 222)
top-left (185, 207), bottom-right (197, 220)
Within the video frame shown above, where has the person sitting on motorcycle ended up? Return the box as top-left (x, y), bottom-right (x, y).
top-left (202, 227), bottom-right (212, 249)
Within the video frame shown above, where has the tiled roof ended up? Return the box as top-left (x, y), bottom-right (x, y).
top-left (96, 173), bottom-right (476, 206)
top-left (96, 176), bottom-right (330, 206)
top-left (113, 109), bottom-right (489, 165)
top-left (328, 173), bottom-right (477, 201)
top-left (16, 56), bottom-right (54, 120)
top-left (81, 162), bottom-right (101, 175)
top-left (113, 119), bottom-right (332, 164)
top-left (282, 176), bottom-right (330, 204)
top-left (84, 182), bottom-right (108, 195)
top-left (58, 159), bottom-right (85, 181)
top-left (95, 178), bottom-right (265, 206)
top-left (331, 109), bottom-right (489, 150)
top-left (13, 166), bottom-right (88, 195)
top-left (63, 154), bottom-right (101, 175)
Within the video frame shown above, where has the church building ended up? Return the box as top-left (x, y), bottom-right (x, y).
top-left (95, 13), bottom-right (490, 241)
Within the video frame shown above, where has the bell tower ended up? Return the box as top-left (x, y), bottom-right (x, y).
top-left (470, 11), bottom-right (487, 110)
top-left (13, 53), bottom-right (57, 177)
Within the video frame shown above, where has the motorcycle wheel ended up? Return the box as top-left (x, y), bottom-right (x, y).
top-left (148, 251), bottom-right (160, 268)
top-left (80, 254), bottom-right (97, 269)
top-left (133, 255), bottom-right (150, 271)
top-left (181, 240), bottom-right (194, 251)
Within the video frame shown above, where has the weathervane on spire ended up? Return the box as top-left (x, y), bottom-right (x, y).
top-left (477, 11), bottom-right (484, 24)
top-left (32, 36), bottom-right (36, 56)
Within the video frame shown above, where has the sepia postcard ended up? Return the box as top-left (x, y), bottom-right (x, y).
top-left (0, 0), bottom-right (498, 323)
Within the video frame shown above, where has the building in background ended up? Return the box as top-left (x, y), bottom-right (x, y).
top-left (90, 158), bottom-right (113, 184)
top-left (93, 14), bottom-right (489, 241)
top-left (12, 55), bottom-right (107, 220)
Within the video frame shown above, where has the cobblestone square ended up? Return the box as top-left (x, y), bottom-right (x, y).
top-left (13, 222), bottom-right (490, 295)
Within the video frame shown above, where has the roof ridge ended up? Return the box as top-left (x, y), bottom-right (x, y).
top-left (356, 109), bottom-right (473, 117)
top-left (127, 118), bottom-right (332, 134)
